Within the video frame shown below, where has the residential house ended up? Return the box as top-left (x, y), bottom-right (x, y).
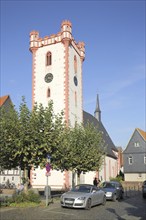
top-left (123, 128), bottom-right (146, 182)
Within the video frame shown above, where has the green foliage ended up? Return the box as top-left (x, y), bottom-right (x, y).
top-left (110, 176), bottom-right (123, 182)
top-left (1, 96), bottom-right (106, 184)
top-left (12, 190), bottom-right (41, 204)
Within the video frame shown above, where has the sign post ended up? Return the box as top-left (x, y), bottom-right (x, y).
top-left (45, 154), bottom-right (51, 207)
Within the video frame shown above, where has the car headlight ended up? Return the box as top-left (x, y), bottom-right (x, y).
top-left (77, 197), bottom-right (86, 201)
top-left (106, 192), bottom-right (112, 196)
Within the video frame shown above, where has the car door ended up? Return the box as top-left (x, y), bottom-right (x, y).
top-left (91, 186), bottom-right (102, 205)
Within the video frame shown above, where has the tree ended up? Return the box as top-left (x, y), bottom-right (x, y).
top-left (50, 122), bottom-right (106, 184)
top-left (0, 103), bottom-right (19, 170)
top-left (0, 97), bottom-right (66, 189)
top-left (1, 97), bottom-right (105, 188)
top-left (70, 122), bottom-right (105, 184)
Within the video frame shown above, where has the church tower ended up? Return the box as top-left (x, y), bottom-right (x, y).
top-left (29, 20), bottom-right (85, 126)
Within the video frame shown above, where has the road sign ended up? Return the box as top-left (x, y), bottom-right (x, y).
top-left (46, 162), bottom-right (51, 173)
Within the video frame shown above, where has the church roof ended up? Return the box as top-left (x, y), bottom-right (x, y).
top-left (83, 111), bottom-right (118, 159)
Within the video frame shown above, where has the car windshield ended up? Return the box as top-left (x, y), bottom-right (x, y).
top-left (102, 182), bottom-right (116, 189)
top-left (71, 185), bottom-right (91, 193)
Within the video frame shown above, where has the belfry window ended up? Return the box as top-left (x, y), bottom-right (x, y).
top-left (46, 52), bottom-right (52, 66)
top-left (74, 55), bottom-right (77, 73)
top-left (75, 91), bottom-right (77, 107)
top-left (47, 88), bottom-right (51, 98)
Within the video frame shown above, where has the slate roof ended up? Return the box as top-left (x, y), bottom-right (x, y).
top-left (83, 111), bottom-right (118, 159)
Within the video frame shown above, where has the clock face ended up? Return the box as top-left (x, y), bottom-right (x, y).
top-left (44, 73), bottom-right (53, 83)
top-left (74, 76), bottom-right (78, 86)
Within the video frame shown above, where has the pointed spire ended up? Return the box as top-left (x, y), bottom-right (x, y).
top-left (94, 94), bottom-right (101, 122)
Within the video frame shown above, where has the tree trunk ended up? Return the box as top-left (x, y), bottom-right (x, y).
top-left (77, 172), bottom-right (81, 185)
top-left (24, 168), bottom-right (28, 192)
top-left (72, 172), bottom-right (76, 187)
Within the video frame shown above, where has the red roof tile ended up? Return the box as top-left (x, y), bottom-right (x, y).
top-left (0, 95), bottom-right (10, 107)
top-left (137, 128), bottom-right (146, 141)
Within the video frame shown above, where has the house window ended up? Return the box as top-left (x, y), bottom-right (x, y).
top-left (12, 177), bottom-right (14, 181)
top-left (74, 55), bottom-right (77, 73)
top-left (128, 156), bottom-right (133, 164)
top-left (46, 52), bottom-right (52, 66)
top-left (144, 155), bottom-right (146, 164)
top-left (134, 142), bottom-right (140, 147)
top-left (138, 173), bottom-right (142, 178)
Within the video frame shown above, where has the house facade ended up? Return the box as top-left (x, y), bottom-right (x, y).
top-left (123, 128), bottom-right (146, 182)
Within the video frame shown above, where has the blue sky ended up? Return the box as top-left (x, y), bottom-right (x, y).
top-left (1, 0), bottom-right (145, 149)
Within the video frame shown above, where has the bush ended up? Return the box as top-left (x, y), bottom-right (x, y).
top-left (26, 190), bottom-right (40, 203)
top-left (11, 190), bottom-right (41, 204)
top-left (110, 176), bottom-right (123, 182)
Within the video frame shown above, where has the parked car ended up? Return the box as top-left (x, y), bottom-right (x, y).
top-left (60, 184), bottom-right (106, 210)
top-left (142, 180), bottom-right (146, 198)
top-left (100, 181), bottom-right (124, 201)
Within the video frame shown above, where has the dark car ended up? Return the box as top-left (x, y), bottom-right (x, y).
top-left (100, 181), bottom-right (124, 201)
top-left (142, 180), bottom-right (146, 198)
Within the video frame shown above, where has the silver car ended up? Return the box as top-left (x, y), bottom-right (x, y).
top-left (60, 184), bottom-right (106, 210)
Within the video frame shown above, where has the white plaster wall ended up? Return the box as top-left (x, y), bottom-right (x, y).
top-left (34, 42), bottom-right (65, 115)
top-left (124, 173), bottom-right (146, 182)
top-left (31, 167), bottom-right (65, 189)
top-left (68, 45), bottom-right (83, 126)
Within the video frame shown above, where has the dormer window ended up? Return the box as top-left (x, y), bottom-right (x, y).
top-left (144, 155), bottom-right (146, 164)
top-left (46, 52), bottom-right (52, 66)
top-left (134, 142), bottom-right (140, 147)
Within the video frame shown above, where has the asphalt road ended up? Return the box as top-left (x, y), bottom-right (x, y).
top-left (0, 192), bottom-right (146, 220)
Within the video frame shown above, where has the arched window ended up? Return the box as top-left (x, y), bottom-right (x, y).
top-left (75, 91), bottom-right (77, 107)
top-left (47, 88), bottom-right (51, 98)
top-left (46, 52), bottom-right (52, 66)
top-left (74, 55), bottom-right (77, 73)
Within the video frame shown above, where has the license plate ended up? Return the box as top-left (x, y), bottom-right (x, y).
top-left (65, 200), bottom-right (73, 204)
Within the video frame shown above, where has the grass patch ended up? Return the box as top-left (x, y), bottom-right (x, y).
top-left (10, 201), bottom-right (40, 208)
top-left (0, 190), bottom-right (42, 208)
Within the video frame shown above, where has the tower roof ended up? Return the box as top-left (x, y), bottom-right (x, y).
top-left (94, 94), bottom-right (101, 113)
top-left (94, 94), bottom-right (101, 122)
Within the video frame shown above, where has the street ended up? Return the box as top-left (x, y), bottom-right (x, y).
top-left (0, 192), bottom-right (146, 220)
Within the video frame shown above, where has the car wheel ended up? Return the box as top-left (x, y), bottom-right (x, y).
top-left (112, 194), bottom-right (116, 202)
top-left (102, 196), bottom-right (106, 206)
top-left (85, 198), bottom-right (91, 210)
top-left (121, 192), bottom-right (124, 199)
